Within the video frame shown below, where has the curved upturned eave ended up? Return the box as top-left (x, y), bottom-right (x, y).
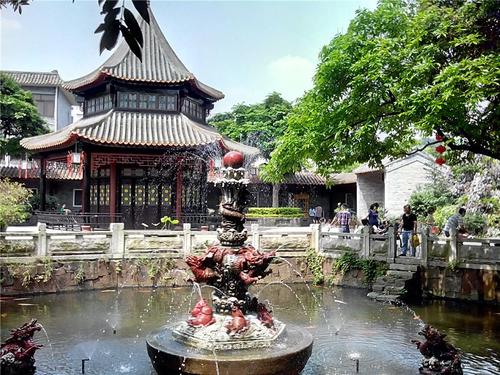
top-left (62, 9), bottom-right (224, 101)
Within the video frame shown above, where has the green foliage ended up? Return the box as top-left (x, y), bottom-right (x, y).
top-left (135, 257), bottom-right (175, 283)
top-left (409, 183), bottom-right (454, 218)
top-left (434, 205), bottom-right (458, 228)
top-left (0, 74), bottom-right (48, 156)
top-left (0, 179), bottom-right (32, 230)
top-left (29, 194), bottom-right (59, 212)
top-left (246, 207), bottom-right (303, 218)
top-left (265, 0), bottom-right (500, 181)
top-left (447, 259), bottom-right (460, 272)
top-left (463, 213), bottom-right (487, 235)
top-left (159, 216), bottom-right (180, 229)
top-left (305, 248), bottom-right (324, 285)
top-left (74, 263), bottom-right (86, 285)
top-left (332, 251), bottom-right (387, 285)
top-left (209, 92), bottom-right (292, 158)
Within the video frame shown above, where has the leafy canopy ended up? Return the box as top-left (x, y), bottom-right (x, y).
top-left (0, 179), bottom-right (32, 229)
top-left (209, 92), bottom-right (292, 158)
top-left (0, 73), bottom-right (48, 156)
top-left (265, 0), bottom-right (500, 181)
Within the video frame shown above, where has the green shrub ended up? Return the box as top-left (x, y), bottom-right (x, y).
top-left (29, 194), bottom-right (59, 211)
top-left (409, 185), bottom-right (455, 218)
top-left (434, 205), bottom-right (458, 228)
top-left (463, 213), bottom-right (487, 235)
top-left (0, 179), bottom-right (32, 230)
top-left (332, 251), bottom-right (387, 285)
top-left (306, 248), bottom-right (324, 285)
top-left (246, 207), bottom-right (303, 218)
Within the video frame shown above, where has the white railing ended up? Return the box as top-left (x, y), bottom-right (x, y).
top-left (1, 223), bottom-right (498, 268)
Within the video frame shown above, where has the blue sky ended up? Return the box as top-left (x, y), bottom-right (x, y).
top-left (1, 0), bottom-right (377, 113)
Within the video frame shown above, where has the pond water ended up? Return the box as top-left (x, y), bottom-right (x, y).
top-left (1, 284), bottom-right (499, 375)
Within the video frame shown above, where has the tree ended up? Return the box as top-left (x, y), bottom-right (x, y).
top-left (0, 0), bottom-right (150, 60)
top-left (0, 179), bottom-right (32, 230)
top-left (265, 0), bottom-right (500, 181)
top-left (210, 92), bottom-right (293, 158)
top-left (0, 73), bottom-right (48, 156)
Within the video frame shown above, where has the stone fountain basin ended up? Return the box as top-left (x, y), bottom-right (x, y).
top-left (146, 324), bottom-right (313, 375)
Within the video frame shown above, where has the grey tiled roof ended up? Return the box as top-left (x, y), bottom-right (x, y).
top-left (63, 11), bottom-right (224, 100)
top-left (2, 70), bottom-right (63, 87)
top-left (0, 164), bottom-right (82, 180)
top-left (20, 110), bottom-right (259, 156)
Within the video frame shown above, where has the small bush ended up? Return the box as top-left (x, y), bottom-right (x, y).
top-left (434, 205), bottom-right (458, 228)
top-left (409, 185), bottom-right (454, 219)
top-left (332, 251), bottom-right (387, 285)
top-left (305, 248), bottom-right (324, 285)
top-left (246, 207), bottom-right (303, 218)
top-left (0, 179), bottom-right (32, 230)
top-left (464, 213), bottom-right (487, 235)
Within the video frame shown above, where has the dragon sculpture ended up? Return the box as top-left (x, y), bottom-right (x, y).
top-left (412, 324), bottom-right (463, 374)
top-left (1, 319), bottom-right (43, 375)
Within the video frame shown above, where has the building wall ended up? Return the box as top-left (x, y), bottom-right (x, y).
top-left (384, 156), bottom-right (433, 218)
top-left (356, 171), bottom-right (384, 219)
top-left (56, 88), bottom-right (74, 130)
top-left (47, 180), bottom-right (82, 212)
top-left (24, 86), bottom-right (56, 131)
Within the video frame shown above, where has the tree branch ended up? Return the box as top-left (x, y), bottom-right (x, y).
top-left (405, 140), bottom-right (441, 156)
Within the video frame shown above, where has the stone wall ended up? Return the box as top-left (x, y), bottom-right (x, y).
top-left (0, 257), bottom-right (315, 296)
top-left (421, 266), bottom-right (499, 303)
top-left (356, 171), bottom-right (384, 219)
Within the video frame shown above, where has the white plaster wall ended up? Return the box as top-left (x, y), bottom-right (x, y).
top-left (356, 171), bottom-right (384, 218)
top-left (384, 158), bottom-right (433, 217)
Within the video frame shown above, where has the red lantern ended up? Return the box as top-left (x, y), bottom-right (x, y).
top-left (435, 145), bottom-right (446, 154)
top-left (223, 151), bottom-right (244, 168)
top-left (435, 157), bottom-right (446, 165)
top-left (435, 134), bottom-right (444, 142)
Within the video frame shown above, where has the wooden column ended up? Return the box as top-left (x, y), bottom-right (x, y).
top-left (176, 160), bottom-right (183, 220)
top-left (82, 150), bottom-right (91, 213)
top-left (109, 162), bottom-right (117, 221)
top-left (39, 155), bottom-right (47, 211)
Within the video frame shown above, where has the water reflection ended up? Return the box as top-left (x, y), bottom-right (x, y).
top-left (1, 285), bottom-right (498, 375)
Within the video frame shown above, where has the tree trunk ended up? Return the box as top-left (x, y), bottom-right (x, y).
top-left (272, 184), bottom-right (280, 208)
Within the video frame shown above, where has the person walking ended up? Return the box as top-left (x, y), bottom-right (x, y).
top-left (308, 206), bottom-right (316, 224)
top-left (444, 207), bottom-right (468, 259)
top-left (331, 204), bottom-right (352, 233)
top-left (315, 205), bottom-right (323, 223)
top-left (399, 204), bottom-right (418, 256)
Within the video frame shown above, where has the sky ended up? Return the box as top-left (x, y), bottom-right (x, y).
top-left (0, 0), bottom-right (377, 113)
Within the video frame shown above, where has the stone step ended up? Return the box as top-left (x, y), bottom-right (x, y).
top-left (394, 257), bottom-right (421, 265)
top-left (389, 263), bottom-right (418, 272)
top-left (386, 270), bottom-right (415, 279)
top-left (367, 292), bottom-right (380, 300)
top-left (383, 286), bottom-right (406, 295)
top-left (372, 284), bottom-right (385, 292)
top-left (375, 294), bottom-right (401, 303)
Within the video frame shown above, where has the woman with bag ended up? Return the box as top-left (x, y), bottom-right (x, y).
top-left (399, 204), bottom-right (418, 256)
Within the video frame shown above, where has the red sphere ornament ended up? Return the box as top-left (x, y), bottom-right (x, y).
top-left (435, 157), bottom-right (446, 166)
top-left (435, 134), bottom-right (444, 142)
top-left (223, 151), bottom-right (244, 168)
top-left (435, 145), bottom-right (446, 154)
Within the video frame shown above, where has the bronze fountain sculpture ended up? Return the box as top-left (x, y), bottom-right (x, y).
top-left (146, 151), bottom-right (313, 374)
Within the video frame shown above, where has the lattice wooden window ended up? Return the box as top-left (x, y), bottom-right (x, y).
top-left (148, 185), bottom-right (158, 206)
top-left (121, 184), bottom-right (131, 206)
top-left (162, 185), bottom-right (171, 207)
top-left (135, 184), bottom-right (145, 206)
top-left (99, 184), bottom-right (109, 206)
top-left (90, 185), bottom-right (98, 205)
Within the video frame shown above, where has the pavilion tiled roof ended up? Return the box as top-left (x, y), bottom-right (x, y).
top-left (63, 10), bottom-right (224, 100)
top-left (20, 110), bottom-right (260, 156)
top-left (2, 70), bottom-right (63, 87)
top-left (0, 164), bottom-right (82, 180)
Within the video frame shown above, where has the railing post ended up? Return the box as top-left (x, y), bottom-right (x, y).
top-left (310, 224), bottom-right (321, 252)
top-left (449, 234), bottom-right (458, 263)
top-left (36, 222), bottom-right (47, 257)
top-left (387, 225), bottom-right (397, 263)
top-left (360, 226), bottom-right (370, 259)
top-left (420, 226), bottom-right (429, 266)
top-left (251, 223), bottom-right (260, 250)
top-left (183, 223), bottom-right (192, 256)
top-left (110, 222), bottom-right (125, 259)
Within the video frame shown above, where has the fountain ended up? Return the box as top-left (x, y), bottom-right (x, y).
top-left (0, 319), bottom-right (43, 375)
top-left (146, 151), bottom-right (313, 374)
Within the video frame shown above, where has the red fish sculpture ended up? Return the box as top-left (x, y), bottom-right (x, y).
top-left (188, 298), bottom-right (216, 327)
top-left (225, 305), bottom-right (249, 335)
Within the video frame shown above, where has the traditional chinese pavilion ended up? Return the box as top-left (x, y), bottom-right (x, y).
top-left (21, 9), bottom-right (258, 228)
